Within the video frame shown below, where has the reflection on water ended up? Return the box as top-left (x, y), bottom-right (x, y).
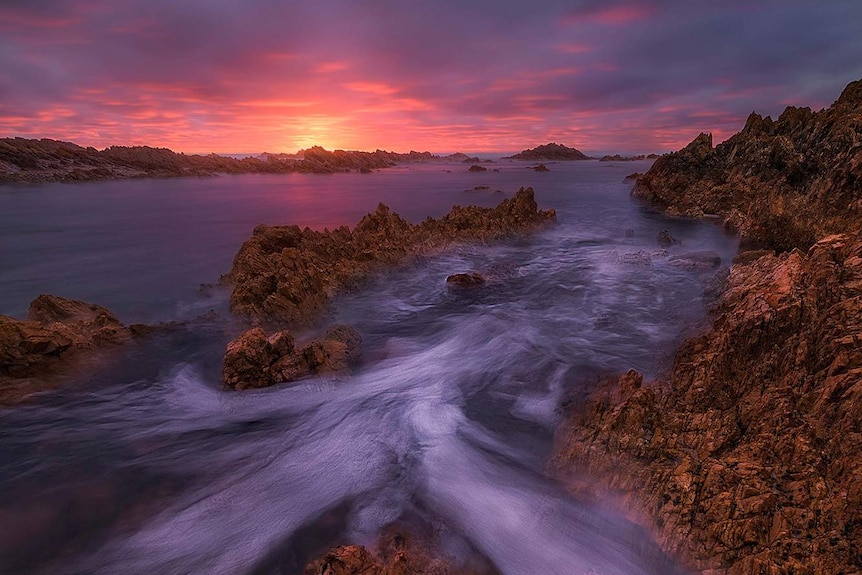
top-left (0, 161), bottom-right (735, 574)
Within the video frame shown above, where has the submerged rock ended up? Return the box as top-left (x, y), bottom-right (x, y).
top-left (226, 188), bottom-right (555, 327)
top-left (446, 272), bottom-right (486, 288)
top-left (656, 230), bottom-right (679, 247)
top-left (553, 234), bottom-right (862, 574)
top-left (222, 324), bottom-right (362, 390)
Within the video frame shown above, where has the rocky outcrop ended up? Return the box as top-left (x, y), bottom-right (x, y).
top-left (0, 295), bottom-right (132, 404)
top-left (504, 142), bottom-right (591, 161)
top-left (222, 325), bottom-right (361, 390)
top-left (552, 234), bottom-right (862, 574)
top-left (632, 79), bottom-right (862, 252)
top-left (304, 531), bottom-right (495, 575)
top-left (467, 165), bottom-right (487, 172)
top-left (0, 138), bottom-right (479, 184)
top-left (532, 163), bottom-right (549, 172)
top-left (226, 187), bottom-right (555, 327)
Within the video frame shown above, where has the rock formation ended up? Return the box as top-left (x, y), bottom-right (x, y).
top-left (222, 325), bottom-right (362, 390)
top-left (0, 295), bottom-right (132, 404)
top-left (632, 79), bottom-right (862, 252)
top-left (554, 79), bottom-right (862, 574)
top-left (553, 235), bottom-right (862, 574)
top-left (0, 138), bottom-right (480, 184)
top-left (504, 143), bottom-right (591, 161)
top-left (225, 187), bottom-right (555, 327)
top-left (467, 165), bottom-right (487, 172)
top-left (532, 163), bottom-right (550, 172)
top-left (304, 531), bottom-right (495, 575)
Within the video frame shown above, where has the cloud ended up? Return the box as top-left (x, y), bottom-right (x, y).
top-left (0, 0), bottom-right (860, 154)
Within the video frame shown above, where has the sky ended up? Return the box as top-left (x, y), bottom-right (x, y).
top-left (1, 0), bottom-right (861, 155)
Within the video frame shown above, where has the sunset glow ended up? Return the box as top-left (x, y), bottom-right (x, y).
top-left (1, 1), bottom-right (861, 154)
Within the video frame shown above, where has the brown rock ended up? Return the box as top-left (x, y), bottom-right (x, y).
top-left (532, 163), bottom-right (549, 172)
top-left (222, 325), bottom-right (362, 390)
top-left (226, 188), bottom-right (555, 327)
top-left (467, 165), bottom-right (487, 172)
top-left (552, 234), bottom-right (862, 574)
top-left (445, 273), bottom-right (486, 288)
top-left (0, 295), bottom-right (133, 405)
top-left (631, 79), bottom-right (862, 252)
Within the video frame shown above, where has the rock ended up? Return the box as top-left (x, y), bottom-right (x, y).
top-left (0, 295), bottom-right (133, 404)
top-left (304, 545), bottom-right (379, 575)
top-left (503, 143), bottom-right (591, 161)
top-left (467, 165), bottom-right (487, 172)
top-left (304, 530), bottom-right (493, 575)
top-left (446, 273), bottom-right (486, 287)
top-left (532, 163), bottom-right (549, 172)
top-left (657, 230), bottom-right (679, 247)
top-left (359, 167), bottom-right (373, 174)
top-left (667, 251), bottom-right (722, 269)
top-left (623, 172), bottom-right (643, 182)
top-left (222, 324), bottom-right (362, 390)
top-left (631, 79), bottom-right (862, 252)
top-left (226, 188), bottom-right (555, 327)
top-left (552, 234), bottom-right (862, 575)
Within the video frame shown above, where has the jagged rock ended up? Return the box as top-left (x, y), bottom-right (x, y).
top-left (226, 188), bottom-right (555, 327)
top-left (553, 234), bottom-right (862, 575)
top-left (657, 230), bottom-right (679, 247)
top-left (467, 165), bottom-right (487, 172)
top-left (222, 325), bottom-right (362, 390)
top-left (304, 531), bottom-right (493, 575)
top-left (631, 79), bottom-right (862, 251)
top-left (532, 163), bottom-right (549, 172)
top-left (624, 172), bottom-right (643, 182)
top-left (445, 273), bottom-right (486, 287)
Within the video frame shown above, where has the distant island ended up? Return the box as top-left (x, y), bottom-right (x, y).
top-left (504, 142), bottom-right (591, 161)
top-left (599, 153), bottom-right (660, 161)
top-left (0, 138), bottom-right (473, 184)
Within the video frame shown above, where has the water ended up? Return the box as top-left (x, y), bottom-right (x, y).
top-left (0, 161), bottom-right (737, 574)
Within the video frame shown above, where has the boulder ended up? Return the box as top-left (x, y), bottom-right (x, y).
top-left (445, 273), bottom-right (486, 288)
top-left (222, 325), bottom-right (362, 390)
top-left (467, 165), bottom-right (487, 172)
top-left (533, 163), bottom-right (550, 172)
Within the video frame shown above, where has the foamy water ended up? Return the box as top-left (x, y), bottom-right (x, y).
top-left (0, 161), bottom-right (736, 574)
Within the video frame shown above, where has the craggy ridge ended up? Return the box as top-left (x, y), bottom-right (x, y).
top-left (554, 78), bottom-right (862, 574)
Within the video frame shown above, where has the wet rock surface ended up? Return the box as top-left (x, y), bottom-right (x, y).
top-left (226, 187), bottom-right (555, 327)
top-left (445, 272), bottom-right (486, 288)
top-left (632, 79), bottom-right (862, 252)
top-left (304, 531), bottom-right (497, 575)
top-left (222, 324), bottom-right (362, 390)
top-left (553, 234), bottom-right (862, 574)
top-left (0, 295), bottom-right (132, 404)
